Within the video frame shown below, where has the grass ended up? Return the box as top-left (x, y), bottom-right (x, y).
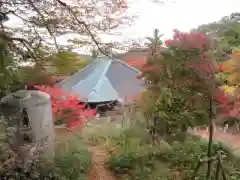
top-left (81, 117), bottom-right (240, 180)
top-left (0, 123), bottom-right (92, 180)
top-left (52, 127), bottom-right (93, 179)
top-left (2, 113), bottom-right (240, 179)
top-left (81, 117), bottom-right (129, 146)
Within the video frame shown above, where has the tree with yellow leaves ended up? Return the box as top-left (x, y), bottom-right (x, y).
top-left (220, 52), bottom-right (240, 85)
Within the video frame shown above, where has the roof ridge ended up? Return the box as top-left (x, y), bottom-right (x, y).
top-left (55, 56), bottom-right (145, 102)
top-left (87, 59), bottom-right (113, 100)
top-left (55, 60), bottom-right (97, 87)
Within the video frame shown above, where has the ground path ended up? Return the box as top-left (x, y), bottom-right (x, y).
top-left (88, 146), bottom-right (118, 180)
top-left (192, 128), bottom-right (240, 154)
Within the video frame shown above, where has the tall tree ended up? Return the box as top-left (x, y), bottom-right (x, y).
top-left (140, 30), bottom-right (216, 140)
top-left (42, 51), bottom-right (90, 76)
top-left (195, 12), bottom-right (240, 61)
top-left (1, 0), bottom-right (131, 60)
top-left (0, 0), bottom-right (131, 93)
top-left (0, 37), bottom-right (19, 96)
top-left (145, 29), bottom-right (163, 47)
top-left (220, 52), bottom-right (240, 85)
top-left (145, 28), bottom-right (163, 55)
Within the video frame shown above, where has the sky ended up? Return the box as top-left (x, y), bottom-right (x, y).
top-left (79, 0), bottom-right (240, 53)
top-left (111, 0), bottom-right (240, 41)
top-left (5, 0), bottom-right (240, 54)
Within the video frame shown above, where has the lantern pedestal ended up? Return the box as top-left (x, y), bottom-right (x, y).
top-left (0, 90), bottom-right (55, 159)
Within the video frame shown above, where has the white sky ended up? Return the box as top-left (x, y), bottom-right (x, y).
top-left (5, 0), bottom-right (240, 54)
top-left (81, 0), bottom-right (240, 53)
top-left (113, 0), bottom-right (240, 41)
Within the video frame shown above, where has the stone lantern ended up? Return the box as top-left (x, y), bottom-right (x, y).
top-left (0, 90), bottom-right (54, 159)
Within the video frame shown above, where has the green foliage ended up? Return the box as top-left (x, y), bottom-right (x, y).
top-left (17, 51), bottom-right (91, 86)
top-left (109, 152), bottom-right (137, 173)
top-left (52, 149), bottom-right (92, 180)
top-left (139, 30), bottom-right (210, 140)
top-left (35, 149), bottom-right (91, 180)
top-left (196, 12), bottom-right (240, 60)
top-left (164, 140), bottom-right (221, 168)
top-left (0, 38), bottom-right (20, 96)
top-left (145, 28), bottom-right (163, 50)
top-left (40, 138), bottom-right (92, 180)
top-left (18, 66), bottom-right (52, 85)
top-left (223, 52), bottom-right (240, 85)
top-left (108, 136), bottom-right (240, 180)
top-left (216, 72), bottom-right (228, 84)
top-left (81, 116), bottom-right (240, 180)
top-left (0, 147), bottom-right (92, 180)
top-left (42, 51), bottom-right (90, 76)
top-left (0, 132), bottom-right (92, 180)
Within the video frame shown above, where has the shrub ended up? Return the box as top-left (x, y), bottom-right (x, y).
top-left (53, 149), bottom-right (92, 180)
top-left (0, 138), bottom-right (92, 180)
top-left (108, 138), bottom-right (240, 180)
top-left (34, 85), bottom-right (95, 127)
top-left (108, 152), bottom-right (138, 173)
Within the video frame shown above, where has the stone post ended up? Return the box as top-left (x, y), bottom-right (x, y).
top-left (0, 90), bottom-right (55, 159)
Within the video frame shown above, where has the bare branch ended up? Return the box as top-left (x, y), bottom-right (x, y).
top-left (55, 0), bottom-right (113, 58)
top-left (0, 31), bottom-right (29, 44)
top-left (9, 10), bottom-right (41, 26)
top-left (1, 0), bottom-right (132, 64)
top-left (26, 0), bottom-right (59, 50)
top-left (0, 31), bottom-right (42, 62)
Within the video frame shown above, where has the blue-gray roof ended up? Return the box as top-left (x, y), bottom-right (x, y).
top-left (55, 56), bottom-right (145, 103)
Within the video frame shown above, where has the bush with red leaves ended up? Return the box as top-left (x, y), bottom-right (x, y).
top-left (141, 30), bottom-right (215, 86)
top-left (165, 30), bottom-right (240, 118)
top-left (34, 85), bottom-right (95, 128)
top-left (215, 87), bottom-right (240, 118)
top-left (165, 29), bottom-right (212, 51)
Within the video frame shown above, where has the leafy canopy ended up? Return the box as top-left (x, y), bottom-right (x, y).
top-left (139, 29), bottom-right (216, 134)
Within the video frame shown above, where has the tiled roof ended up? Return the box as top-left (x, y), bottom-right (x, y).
top-left (55, 56), bottom-right (145, 103)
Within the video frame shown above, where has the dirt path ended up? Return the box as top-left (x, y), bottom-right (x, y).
top-left (192, 128), bottom-right (240, 152)
top-left (88, 146), bottom-right (118, 180)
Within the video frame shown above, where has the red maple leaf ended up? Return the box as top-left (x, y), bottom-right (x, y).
top-left (34, 85), bottom-right (95, 128)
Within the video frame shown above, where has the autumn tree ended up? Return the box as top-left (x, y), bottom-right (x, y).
top-left (195, 12), bottom-right (240, 61)
top-left (216, 52), bottom-right (240, 121)
top-left (0, 0), bottom-right (131, 93)
top-left (34, 85), bottom-right (95, 127)
top-left (139, 29), bottom-right (218, 142)
top-left (219, 52), bottom-right (240, 85)
top-left (1, 0), bottom-right (131, 56)
top-left (140, 28), bottom-right (234, 178)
